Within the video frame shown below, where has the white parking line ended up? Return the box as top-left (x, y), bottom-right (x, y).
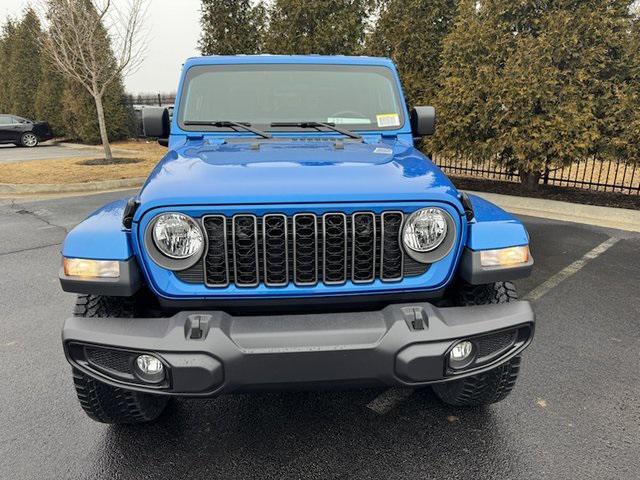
top-left (366, 388), bottom-right (414, 415)
top-left (524, 237), bottom-right (620, 301)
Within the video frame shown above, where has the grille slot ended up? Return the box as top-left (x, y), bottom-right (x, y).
top-left (203, 215), bottom-right (229, 287)
top-left (263, 214), bottom-right (289, 286)
top-left (232, 215), bottom-right (259, 286)
top-left (176, 210), bottom-right (429, 287)
top-left (352, 212), bottom-right (376, 283)
top-left (380, 212), bottom-right (404, 281)
top-left (293, 214), bottom-right (318, 285)
top-left (323, 213), bottom-right (348, 285)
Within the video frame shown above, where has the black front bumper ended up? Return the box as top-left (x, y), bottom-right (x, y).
top-left (62, 301), bottom-right (535, 397)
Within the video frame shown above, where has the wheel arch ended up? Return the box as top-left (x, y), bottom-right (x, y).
top-left (464, 194), bottom-right (530, 250)
top-left (62, 198), bottom-right (135, 260)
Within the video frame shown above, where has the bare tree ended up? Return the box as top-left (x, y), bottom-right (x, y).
top-left (37, 0), bottom-right (147, 161)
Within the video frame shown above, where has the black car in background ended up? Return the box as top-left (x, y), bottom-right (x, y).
top-left (0, 114), bottom-right (53, 147)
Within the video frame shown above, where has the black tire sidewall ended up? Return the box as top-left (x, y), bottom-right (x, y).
top-left (433, 281), bottom-right (521, 407)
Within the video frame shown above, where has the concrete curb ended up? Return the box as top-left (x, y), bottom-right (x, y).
top-left (471, 191), bottom-right (640, 233)
top-left (55, 142), bottom-right (139, 155)
top-left (0, 177), bottom-right (145, 195)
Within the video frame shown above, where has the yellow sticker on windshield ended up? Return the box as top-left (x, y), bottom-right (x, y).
top-left (376, 113), bottom-right (400, 128)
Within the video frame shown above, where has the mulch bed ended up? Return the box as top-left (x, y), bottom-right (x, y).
top-left (451, 176), bottom-right (640, 211)
top-left (77, 157), bottom-right (143, 166)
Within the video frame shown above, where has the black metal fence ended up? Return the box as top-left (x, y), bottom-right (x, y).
top-left (125, 93), bottom-right (176, 107)
top-left (124, 94), bottom-right (176, 137)
top-left (435, 156), bottom-right (640, 196)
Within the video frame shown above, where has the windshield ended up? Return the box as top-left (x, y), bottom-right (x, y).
top-left (178, 64), bottom-right (404, 132)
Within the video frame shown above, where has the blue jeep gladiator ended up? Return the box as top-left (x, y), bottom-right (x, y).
top-left (59, 55), bottom-right (535, 424)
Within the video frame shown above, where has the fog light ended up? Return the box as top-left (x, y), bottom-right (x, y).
top-left (449, 340), bottom-right (475, 369)
top-left (450, 341), bottom-right (473, 361)
top-left (135, 354), bottom-right (165, 383)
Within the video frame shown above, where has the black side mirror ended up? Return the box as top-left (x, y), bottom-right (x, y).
top-left (142, 107), bottom-right (170, 140)
top-left (411, 106), bottom-right (436, 136)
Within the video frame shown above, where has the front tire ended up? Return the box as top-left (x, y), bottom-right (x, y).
top-left (73, 368), bottom-right (168, 424)
top-left (70, 294), bottom-right (169, 424)
top-left (20, 132), bottom-right (39, 147)
top-left (433, 282), bottom-right (522, 407)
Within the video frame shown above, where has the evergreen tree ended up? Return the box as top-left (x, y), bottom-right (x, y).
top-left (34, 55), bottom-right (66, 133)
top-left (62, 78), bottom-right (132, 144)
top-left (614, 11), bottom-right (640, 165)
top-left (198, 0), bottom-right (265, 55)
top-left (0, 20), bottom-right (16, 113)
top-left (367, 0), bottom-right (457, 106)
top-left (433, 0), bottom-right (636, 189)
top-left (8, 8), bottom-right (42, 119)
top-left (0, 6), bottom-right (133, 143)
top-left (264, 0), bottom-right (373, 55)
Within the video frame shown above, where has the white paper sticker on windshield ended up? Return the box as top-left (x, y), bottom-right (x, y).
top-left (376, 113), bottom-right (400, 128)
top-left (327, 117), bottom-right (372, 125)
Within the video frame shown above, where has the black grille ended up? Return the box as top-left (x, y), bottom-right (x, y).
top-left (85, 347), bottom-right (133, 374)
top-left (323, 213), bottom-right (348, 284)
top-left (177, 211), bottom-right (430, 287)
top-left (263, 214), bottom-right (288, 286)
top-left (476, 331), bottom-right (517, 359)
top-left (352, 213), bottom-right (376, 282)
top-left (232, 215), bottom-right (259, 286)
top-left (293, 214), bottom-right (318, 285)
top-left (203, 215), bottom-right (228, 286)
top-left (381, 212), bottom-right (404, 280)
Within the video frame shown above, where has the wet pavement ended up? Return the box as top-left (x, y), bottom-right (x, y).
top-left (1, 191), bottom-right (638, 479)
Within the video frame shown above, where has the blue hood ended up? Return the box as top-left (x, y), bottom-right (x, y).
top-left (137, 139), bottom-right (462, 214)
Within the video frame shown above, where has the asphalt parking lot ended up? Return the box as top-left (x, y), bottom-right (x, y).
top-left (0, 143), bottom-right (89, 164)
top-left (1, 191), bottom-right (638, 480)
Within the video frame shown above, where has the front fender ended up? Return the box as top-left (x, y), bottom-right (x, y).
top-left (60, 198), bottom-right (143, 296)
top-left (465, 194), bottom-right (529, 250)
top-left (62, 198), bottom-right (134, 260)
top-left (460, 194), bottom-right (533, 284)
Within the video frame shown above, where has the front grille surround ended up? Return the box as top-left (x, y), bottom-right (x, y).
top-left (175, 209), bottom-right (436, 289)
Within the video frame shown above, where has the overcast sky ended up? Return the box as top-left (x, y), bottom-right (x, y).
top-left (0, 0), bottom-right (201, 94)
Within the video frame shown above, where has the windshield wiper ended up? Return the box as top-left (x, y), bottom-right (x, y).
top-left (270, 121), bottom-right (362, 140)
top-left (184, 120), bottom-right (272, 139)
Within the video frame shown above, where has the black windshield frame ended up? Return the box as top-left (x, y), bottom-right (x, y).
top-left (177, 64), bottom-right (406, 134)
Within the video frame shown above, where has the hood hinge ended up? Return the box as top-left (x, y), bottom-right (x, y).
top-left (122, 198), bottom-right (140, 230)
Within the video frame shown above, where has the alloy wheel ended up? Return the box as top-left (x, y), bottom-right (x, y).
top-left (22, 133), bottom-right (38, 147)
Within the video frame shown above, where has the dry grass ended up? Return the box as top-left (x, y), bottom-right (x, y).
top-left (0, 140), bottom-right (166, 184)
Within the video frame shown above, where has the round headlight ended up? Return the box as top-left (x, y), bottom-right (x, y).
top-left (152, 213), bottom-right (204, 259)
top-left (403, 208), bottom-right (448, 252)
